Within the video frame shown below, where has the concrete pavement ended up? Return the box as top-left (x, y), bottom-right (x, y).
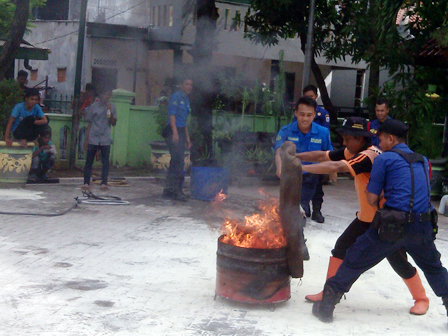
top-left (0, 178), bottom-right (447, 335)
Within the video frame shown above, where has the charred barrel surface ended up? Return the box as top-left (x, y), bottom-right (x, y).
top-left (279, 141), bottom-right (305, 278)
top-left (216, 236), bottom-right (291, 303)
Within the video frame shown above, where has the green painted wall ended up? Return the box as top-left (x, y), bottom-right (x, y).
top-left (47, 113), bottom-right (89, 169)
top-left (127, 105), bottom-right (161, 166)
top-left (212, 111), bottom-right (291, 134)
top-left (48, 89), bottom-right (164, 168)
top-left (47, 89), bottom-right (294, 168)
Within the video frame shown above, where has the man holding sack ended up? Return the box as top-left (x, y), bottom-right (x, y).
top-left (312, 119), bottom-right (448, 324)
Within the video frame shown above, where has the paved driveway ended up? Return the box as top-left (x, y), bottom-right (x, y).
top-left (0, 178), bottom-right (447, 335)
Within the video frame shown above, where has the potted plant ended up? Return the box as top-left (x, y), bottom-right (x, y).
top-left (0, 79), bottom-right (22, 139)
top-left (244, 145), bottom-right (275, 176)
top-left (213, 113), bottom-right (250, 155)
top-left (0, 80), bottom-right (33, 184)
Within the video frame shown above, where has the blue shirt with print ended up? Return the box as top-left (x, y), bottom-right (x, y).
top-left (10, 102), bottom-right (44, 132)
top-left (168, 90), bottom-right (190, 128)
top-left (314, 106), bottom-right (330, 129)
top-left (367, 143), bottom-right (431, 214)
top-left (368, 116), bottom-right (392, 147)
top-left (273, 121), bottom-right (333, 169)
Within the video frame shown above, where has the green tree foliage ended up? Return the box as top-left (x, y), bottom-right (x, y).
top-left (244, 0), bottom-right (337, 52)
top-left (0, 79), bottom-right (22, 138)
top-left (0, 0), bottom-right (46, 37)
top-left (375, 1), bottom-right (448, 158)
top-left (243, 0), bottom-right (340, 122)
top-left (244, 0), bottom-right (447, 117)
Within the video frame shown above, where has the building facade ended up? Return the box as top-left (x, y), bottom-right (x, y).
top-left (18, 0), bottom-right (378, 111)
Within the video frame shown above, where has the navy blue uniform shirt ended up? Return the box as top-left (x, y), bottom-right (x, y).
top-left (368, 116), bottom-right (392, 148)
top-left (367, 143), bottom-right (431, 213)
top-left (273, 121), bottom-right (333, 168)
top-left (314, 106), bottom-right (330, 129)
top-left (167, 90), bottom-right (190, 128)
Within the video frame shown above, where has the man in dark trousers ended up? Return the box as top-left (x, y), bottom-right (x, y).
top-left (82, 88), bottom-right (117, 191)
top-left (162, 77), bottom-right (193, 202)
top-left (274, 96), bottom-right (333, 218)
top-left (302, 84), bottom-right (331, 223)
top-left (296, 117), bottom-right (428, 315)
top-left (312, 119), bottom-right (448, 324)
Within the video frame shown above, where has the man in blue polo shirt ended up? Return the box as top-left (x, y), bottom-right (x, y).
top-left (274, 96), bottom-right (333, 220)
top-left (303, 84), bottom-right (330, 223)
top-left (162, 77), bottom-right (193, 202)
top-left (312, 119), bottom-right (448, 324)
top-left (368, 98), bottom-right (392, 148)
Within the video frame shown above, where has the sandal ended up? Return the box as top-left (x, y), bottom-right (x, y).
top-left (81, 184), bottom-right (90, 190)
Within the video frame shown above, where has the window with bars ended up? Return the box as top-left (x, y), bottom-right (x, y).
top-left (30, 69), bottom-right (38, 81)
top-left (230, 10), bottom-right (240, 31)
top-left (57, 68), bottom-right (67, 83)
top-left (224, 9), bottom-right (230, 30)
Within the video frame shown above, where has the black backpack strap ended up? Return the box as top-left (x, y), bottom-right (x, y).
top-left (388, 149), bottom-right (430, 213)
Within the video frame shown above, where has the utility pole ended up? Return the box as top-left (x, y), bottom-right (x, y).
top-left (301, 0), bottom-right (316, 91)
top-left (69, 0), bottom-right (88, 169)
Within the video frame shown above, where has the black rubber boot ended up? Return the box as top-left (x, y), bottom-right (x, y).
top-left (312, 284), bottom-right (343, 323)
top-left (312, 210), bottom-right (325, 223)
top-left (173, 176), bottom-right (188, 202)
top-left (172, 191), bottom-right (187, 202)
top-left (162, 188), bottom-right (175, 199)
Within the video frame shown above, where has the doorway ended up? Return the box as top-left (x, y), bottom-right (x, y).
top-left (91, 67), bottom-right (118, 93)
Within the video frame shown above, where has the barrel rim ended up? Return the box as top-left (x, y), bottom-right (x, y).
top-left (218, 235), bottom-right (287, 254)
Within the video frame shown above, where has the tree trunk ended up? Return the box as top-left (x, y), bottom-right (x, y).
top-left (0, 0), bottom-right (30, 80)
top-left (311, 58), bottom-right (337, 125)
top-left (188, 0), bottom-right (218, 164)
top-left (367, 59), bottom-right (380, 120)
top-left (300, 33), bottom-right (337, 125)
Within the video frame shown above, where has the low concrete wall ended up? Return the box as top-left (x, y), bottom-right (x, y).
top-left (47, 89), bottom-right (292, 169)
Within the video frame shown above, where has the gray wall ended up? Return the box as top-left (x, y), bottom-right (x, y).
top-left (19, 21), bottom-right (80, 100)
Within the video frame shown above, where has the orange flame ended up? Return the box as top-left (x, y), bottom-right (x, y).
top-left (213, 190), bottom-right (227, 203)
top-left (220, 196), bottom-right (286, 249)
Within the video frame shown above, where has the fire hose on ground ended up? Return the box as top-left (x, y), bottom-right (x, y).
top-left (0, 190), bottom-right (129, 216)
top-left (75, 189), bottom-right (130, 205)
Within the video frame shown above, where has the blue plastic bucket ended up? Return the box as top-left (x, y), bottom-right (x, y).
top-left (190, 167), bottom-right (229, 201)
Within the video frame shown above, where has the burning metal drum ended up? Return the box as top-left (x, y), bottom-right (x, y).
top-left (215, 235), bottom-right (291, 304)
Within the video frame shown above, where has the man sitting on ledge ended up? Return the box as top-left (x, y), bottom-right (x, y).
top-left (4, 88), bottom-right (48, 147)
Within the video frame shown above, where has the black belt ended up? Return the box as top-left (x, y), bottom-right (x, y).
top-left (406, 212), bottom-right (432, 223)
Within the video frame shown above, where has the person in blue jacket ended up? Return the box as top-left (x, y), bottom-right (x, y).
top-left (368, 98), bottom-right (392, 148)
top-left (162, 77), bottom-right (193, 202)
top-left (313, 119), bottom-right (448, 324)
top-left (303, 85), bottom-right (330, 223)
top-left (274, 96), bottom-right (333, 223)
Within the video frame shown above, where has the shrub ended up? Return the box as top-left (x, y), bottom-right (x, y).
top-left (0, 79), bottom-right (22, 139)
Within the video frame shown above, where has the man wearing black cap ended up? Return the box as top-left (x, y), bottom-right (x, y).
top-left (296, 117), bottom-right (427, 313)
top-left (312, 119), bottom-right (448, 324)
